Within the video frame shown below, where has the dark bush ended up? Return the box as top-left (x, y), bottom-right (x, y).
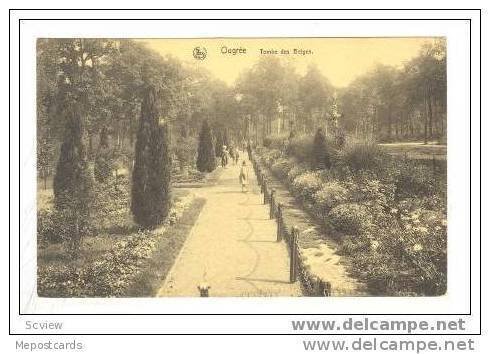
top-left (340, 142), bottom-right (385, 172)
top-left (263, 133), bottom-right (289, 150)
top-left (328, 203), bottom-right (372, 235)
top-left (288, 135), bottom-right (313, 161)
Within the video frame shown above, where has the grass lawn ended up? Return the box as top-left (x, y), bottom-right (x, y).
top-left (378, 142), bottom-right (447, 160)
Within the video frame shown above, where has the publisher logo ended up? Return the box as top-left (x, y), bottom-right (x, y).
top-left (193, 47), bottom-right (207, 60)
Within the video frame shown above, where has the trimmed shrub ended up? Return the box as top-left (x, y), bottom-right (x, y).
top-left (313, 181), bottom-right (349, 213)
top-left (291, 171), bottom-right (324, 200)
top-left (271, 158), bottom-right (294, 179)
top-left (328, 203), bottom-right (373, 235)
top-left (287, 164), bottom-right (308, 185)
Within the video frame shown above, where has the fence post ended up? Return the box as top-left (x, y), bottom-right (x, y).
top-left (319, 280), bottom-right (332, 297)
top-left (263, 180), bottom-right (268, 204)
top-left (290, 226), bottom-right (299, 283)
top-left (276, 203), bottom-right (283, 242)
top-left (269, 188), bottom-right (276, 219)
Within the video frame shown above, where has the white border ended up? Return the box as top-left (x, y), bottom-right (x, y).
top-left (9, 10), bottom-right (481, 334)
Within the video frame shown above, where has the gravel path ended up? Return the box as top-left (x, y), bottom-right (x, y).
top-left (157, 156), bottom-right (302, 297)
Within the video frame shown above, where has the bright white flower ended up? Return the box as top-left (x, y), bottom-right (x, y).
top-left (413, 244), bottom-right (423, 252)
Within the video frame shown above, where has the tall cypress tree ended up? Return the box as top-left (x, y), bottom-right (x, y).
top-left (196, 120), bottom-right (216, 172)
top-left (131, 86), bottom-right (172, 228)
top-left (214, 130), bottom-right (223, 157)
top-left (53, 109), bottom-right (94, 252)
top-left (312, 128), bottom-right (331, 170)
top-left (149, 122), bottom-right (172, 225)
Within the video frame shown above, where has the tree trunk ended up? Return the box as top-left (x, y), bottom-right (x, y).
top-left (88, 133), bottom-right (94, 157)
top-left (387, 106), bottom-right (392, 140)
top-left (428, 87), bottom-right (434, 139)
top-left (424, 95), bottom-right (429, 145)
top-left (129, 116), bottom-right (134, 146)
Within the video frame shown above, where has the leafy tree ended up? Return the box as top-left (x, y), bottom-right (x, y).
top-left (236, 57), bottom-right (299, 139)
top-left (196, 120), bottom-right (216, 172)
top-left (131, 87), bottom-right (172, 228)
top-left (338, 39), bottom-right (446, 143)
top-left (53, 109), bottom-right (94, 253)
top-left (298, 64), bottom-right (334, 132)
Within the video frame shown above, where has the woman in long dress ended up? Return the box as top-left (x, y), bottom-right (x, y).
top-left (239, 160), bottom-right (249, 192)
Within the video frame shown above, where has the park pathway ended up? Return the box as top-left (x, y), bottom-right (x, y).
top-left (157, 153), bottom-right (302, 297)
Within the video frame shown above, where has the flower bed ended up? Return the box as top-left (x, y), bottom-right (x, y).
top-left (255, 143), bottom-right (447, 296)
top-left (38, 193), bottom-right (196, 297)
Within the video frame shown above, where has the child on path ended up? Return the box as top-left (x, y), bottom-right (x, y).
top-left (239, 160), bottom-right (249, 192)
top-left (221, 145), bottom-right (229, 168)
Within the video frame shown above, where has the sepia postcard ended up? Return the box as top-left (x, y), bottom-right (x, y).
top-left (36, 37), bottom-right (447, 298)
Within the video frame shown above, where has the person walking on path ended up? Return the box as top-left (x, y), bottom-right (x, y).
top-left (239, 160), bottom-right (249, 192)
top-left (234, 147), bottom-right (240, 165)
top-left (221, 145), bottom-right (229, 168)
